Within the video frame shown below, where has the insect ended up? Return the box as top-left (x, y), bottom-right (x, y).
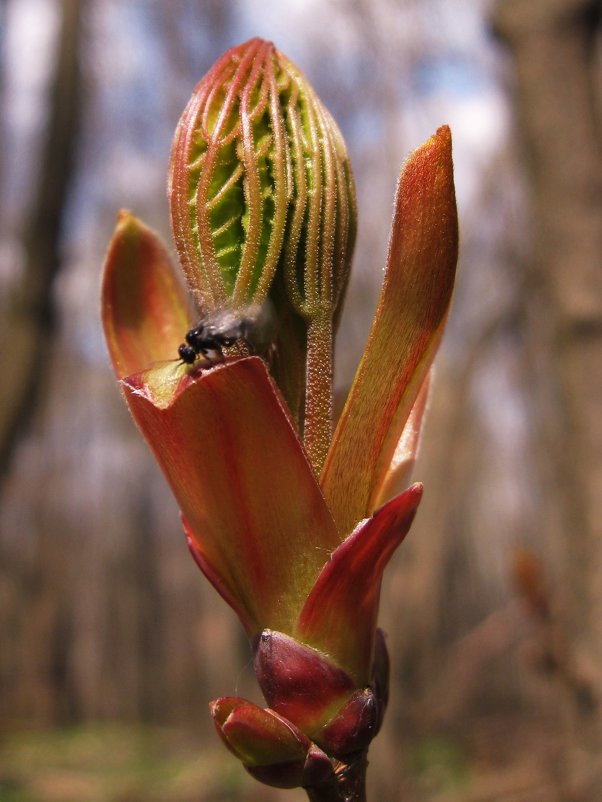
top-left (177, 308), bottom-right (258, 365)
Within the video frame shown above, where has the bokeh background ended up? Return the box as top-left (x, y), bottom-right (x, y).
top-left (1, 1), bottom-right (601, 800)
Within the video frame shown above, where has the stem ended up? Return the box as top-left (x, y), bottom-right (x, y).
top-left (303, 312), bottom-right (334, 475)
top-left (305, 753), bottom-right (368, 802)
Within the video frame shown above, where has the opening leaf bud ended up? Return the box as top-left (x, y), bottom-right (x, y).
top-left (169, 39), bottom-right (356, 471)
top-left (169, 37), bottom-right (355, 316)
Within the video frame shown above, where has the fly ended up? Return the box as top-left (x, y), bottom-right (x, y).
top-left (177, 307), bottom-right (259, 366)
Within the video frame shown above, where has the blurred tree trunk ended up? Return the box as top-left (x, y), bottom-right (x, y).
top-left (0, 0), bottom-right (83, 724)
top-left (0, 0), bottom-right (83, 478)
top-left (493, 1), bottom-right (602, 798)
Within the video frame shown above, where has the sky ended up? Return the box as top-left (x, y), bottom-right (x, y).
top-left (2, 0), bottom-right (507, 231)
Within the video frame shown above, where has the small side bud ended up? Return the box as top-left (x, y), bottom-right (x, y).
top-left (254, 630), bottom-right (356, 738)
top-left (247, 743), bottom-right (334, 790)
top-left (320, 688), bottom-right (379, 758)
top-left (254, 630), bottom-right (385, 758)
top-left (210, 697), bottom-right (333, 789)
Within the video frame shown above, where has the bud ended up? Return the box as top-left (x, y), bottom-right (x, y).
top-left (254, 630), bottom-right (382, 759)
top-left (319, 688), bottom-right (379, 758)
top-left (254, 630), bottom-right (357, 735)
top-left (169, 37), bottom-right (355, 316)
top-left (210, 697), bottom-right (333, 789)
top-left (169, 38), bottom-right (356, 469)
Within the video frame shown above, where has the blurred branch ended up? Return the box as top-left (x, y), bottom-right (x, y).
top-left (0, 0), bottom-right (83, 478)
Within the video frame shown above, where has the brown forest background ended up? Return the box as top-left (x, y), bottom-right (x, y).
top-left (0, 1), bottom-right (601, 801)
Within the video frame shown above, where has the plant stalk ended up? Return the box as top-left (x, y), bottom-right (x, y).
top-left (305, 753), bottom-right (368, 802)
top-left (303, 312), bottom-right (334, 475)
